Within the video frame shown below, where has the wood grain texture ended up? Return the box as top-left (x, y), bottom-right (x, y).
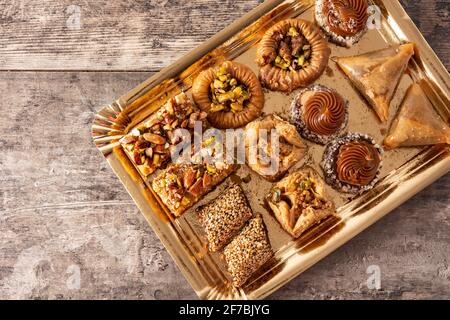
top-left (0, 0), bottom-right (448, 71)
top-left (0, 0), bottom-right (449, 300)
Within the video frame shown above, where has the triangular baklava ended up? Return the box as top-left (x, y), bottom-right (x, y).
top-left (335, 43), bottom-right (415, 122)
top-left (384, 83), bottom-right (450, 149)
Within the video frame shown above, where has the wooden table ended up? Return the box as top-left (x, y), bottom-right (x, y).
top-left (0, 0), bottom-right (449, 300)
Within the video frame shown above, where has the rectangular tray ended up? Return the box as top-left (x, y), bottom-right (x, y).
top-left (92, 0), bottom-right (450, 300)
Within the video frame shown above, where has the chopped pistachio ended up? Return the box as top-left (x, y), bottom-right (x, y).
top-left (206, 164), bottom-right (216, 174)
top-left (214, 79), bottom-right (225, 89)
top-left (275, 56), bottom-right (283, 64)
top-left (219, 74), bottom-right (228, 82)
top-left (229, 78), bottom-right (237, 86)
top-left (298, 55), bottom-right (305, 67)
top-left (203, 136), bottom-right (216, 146)
top-left (271, 188), bottom-right (281, 203)
top-left (231, 102), bottom-right (244, 112)
top-left (217, 91), bottom-right (234, 103)
top-left (288, 26), bottom-right (300, 37)
top-left (302, 44), bottom-right (311, 51)
top-left (300, 179), bottom-right (312, 190)
top-left (218, 66), bottom-right (228, 76)
top-left (210, 103), bottom-right (225, 113)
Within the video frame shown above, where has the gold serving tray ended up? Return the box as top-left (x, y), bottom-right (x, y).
top-left (92, 0), bottom-right (450, 300)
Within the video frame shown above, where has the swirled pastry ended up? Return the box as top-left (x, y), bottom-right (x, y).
top-left (291, 85), bottom-right (348, 144)
top-left (256, 19), bottom-right (330, 92)
top-left (322, 133), bottom-right (383, 193)
top-left (192, 61), bottom-right (264, 129)
top-left (244, 114), bottom-right (307, 182)
top-left (315, 0), bottom-right (369, 47)
top-left (266, 166), bottom-right (335, 238)
top-left (384, 83), bottom-right (450, 149)
top-left (335, 43), bottom-right (415, 122)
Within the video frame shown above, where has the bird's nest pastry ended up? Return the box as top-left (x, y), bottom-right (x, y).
top-left (192, 61), bottom-right (264, 129)
top-left (315, 0), bottom-right (369, 47)
top-left (322, 133), bottom-right (383, 194)
top-left (256, 19), bottom-right (330, 92)
top-left (291, 84), bottom-right (348, 144)
top-left (266, 166), bottom-right (335, 238)
top-left (244, 114), bottom-right (307, 182)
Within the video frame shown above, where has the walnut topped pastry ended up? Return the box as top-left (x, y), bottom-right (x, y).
top-left (152, 162), bottom-right (237, 217)
top-left (315, 0), bottom-right (369, 47)
top-left (223, 214), bottom-right (273, 287)
top-left (120, 92), bottom-right (207, 177)
top-left (322, 133), bottom-right (383, 194)
top-left (244, 114), bottom-right (307, 182)
top-left (266, 166), bottom-right (335, 238)
top-left (192, 61), bottom-right (264, 129)
top-left (256, 19), bottom-right (330, 92)
top-left (291, 85), bottom-right (349, 144)
top-left (335, 43), bottom-right (415, 122)
top-left (197, 183), bottom-right (253, 252)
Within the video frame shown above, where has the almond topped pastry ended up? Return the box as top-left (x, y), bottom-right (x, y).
top-left (192, 61), bottom-right (264, 129)
top-left (266, 166), bottom-right (335, 238)
top-left (223, 214), bottom-right (273, 287)
top-left (322, 133), bottom-right (383, 194)
top-left (244, 114), bottom-right (307, 182)
top-left (291, 84), bottom-right (349, 144)
top-left (197, 183), bottom-right (253, 252)
top-left (256, 19), bottom-right (330, 92)
top-left (120, 92), bottom-right (207, 177)
top-left (335, 43), bottom-right (415, 122)
top-left (152, 162), bottom-right (237, 217)
top-left (384, 83), bottom-right (450, 149)
top-left (315, 0), bottom-right (369, 47)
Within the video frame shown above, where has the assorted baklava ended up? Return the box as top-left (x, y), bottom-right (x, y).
top-left (256, 19), bottom-right (330, 92)
top-left (315, 0), bottom-right (369, 47)
top-left (223, 215), bottom-right (273, 287)
top-left (384, 83), bottom-right (450, 149)
top-left (244, 114), bottom-right (307, 182)
top-left (322, 133), bottom-right (383, 194)
top-left (335, 43), bottom-right (415, 122)
top-left (291, 84), bottom-right (348, 144)
top-left (192, 61), bottom-right (264, 129)
top-left (120, 92), bottom-right (207, 176)
top-left (118, 13), bottom-right (446, 289)
top-left (266, 167), bottom-right (335, 238)
top-left (197, 183), bottom-right (253, 252)
top-left (152, 162), bottom-right (237, 217)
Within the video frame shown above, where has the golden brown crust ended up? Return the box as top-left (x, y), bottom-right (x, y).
top-left (244, 114), bottom-right (307, 182)
top-left (192, 61), bottom-right (264, 129)
top-left (256, 19), bottom-right (330, 92)
top-left (266, 166), bottom-right (335, 238)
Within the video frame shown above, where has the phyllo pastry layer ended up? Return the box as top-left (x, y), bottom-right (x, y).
top-left (267, 166), bottom-right (335, 238)
top-left (152, 162), bottom-right (236, 217)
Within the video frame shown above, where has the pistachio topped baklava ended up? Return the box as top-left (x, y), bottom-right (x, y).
top-left (266, 167), bottom-right (335, 238)
top-left (192, 61), bottom-right (264, 129)
top-left (120, 93), bottom-right (207, 176)
top-left (256, 19), bottom-right (330, 92)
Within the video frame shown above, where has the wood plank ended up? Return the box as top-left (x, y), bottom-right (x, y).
top-left (0, 71), bottom-right (449, 299)
top-left (0, 0), bottom-right (263, 71)
top-left (0, 0), bottom-right (448, 71)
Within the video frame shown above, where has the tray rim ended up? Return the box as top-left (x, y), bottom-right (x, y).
top-left (91, 0), bottom-right (450, 300)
